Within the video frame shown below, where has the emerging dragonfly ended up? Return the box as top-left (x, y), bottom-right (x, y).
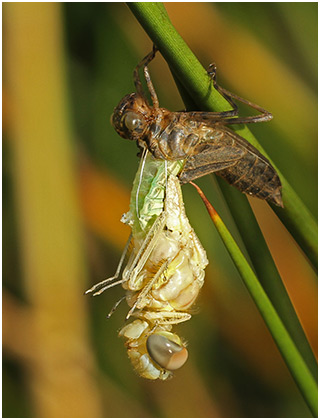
top-left (87, 154), bottom-right (208, 380)
top-left (86, 47), bottom-right (282, 380)
top-left (112, 45), bottom-right (283, 207)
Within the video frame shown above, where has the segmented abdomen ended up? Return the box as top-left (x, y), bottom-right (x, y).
top-left (216, 151), bottom-right (282, 205)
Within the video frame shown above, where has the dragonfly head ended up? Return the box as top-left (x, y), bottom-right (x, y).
top-left (146, 331), bottom-right (189, 372)
top-left (119, 320), bottom-right (188, 380)
top-left (111, 93), bottom-right (151, 141)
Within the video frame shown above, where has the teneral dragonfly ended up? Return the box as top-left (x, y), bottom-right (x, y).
top-left (112, 46), bottom-right (283, 207)
top-left (86, 154), bottom-right (208, 379)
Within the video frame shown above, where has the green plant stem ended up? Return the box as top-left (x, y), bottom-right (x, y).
top-left (128, 2), bottom-right (317, 270)
top-left (174, 74), bottom-right (317, 380)
top-left (217, 178), bottom-right (317, 379)
top-left (128, 2), bottom-right (318, 414)
top-left (191, 182), bottom-right (318, 417)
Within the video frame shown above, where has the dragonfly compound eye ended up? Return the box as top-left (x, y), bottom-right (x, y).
top-left (124, 111), bottom-right (144, 132)
top-left (146, 332), bottom-right (188, 371)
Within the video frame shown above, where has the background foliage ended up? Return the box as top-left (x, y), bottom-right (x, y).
top-left (3, 3), bottom-right (317, 417)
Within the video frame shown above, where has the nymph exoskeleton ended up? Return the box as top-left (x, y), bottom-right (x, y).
top-left (112, 46), bottom-right (283, 207)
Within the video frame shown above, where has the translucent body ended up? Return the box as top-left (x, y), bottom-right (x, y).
top-left (118, 154), bottom-right (208, 380)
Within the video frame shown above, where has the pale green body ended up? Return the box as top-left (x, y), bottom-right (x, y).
top-left (119, 152), bottom-right (208, 380)
top-left (128, 153), bottom-right (184, 235)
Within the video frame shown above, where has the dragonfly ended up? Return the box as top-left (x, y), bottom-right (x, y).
top-left (112, 45), bottom-right (283, 207)
top-left (86, 153), bottom-right (208, 380)
top-left (86, 47), bottom-right (282, 380)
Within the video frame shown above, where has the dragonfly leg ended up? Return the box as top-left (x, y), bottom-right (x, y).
top-left (91, 278), bottom-right (127, 296)
top-left (125, 210), bottom-right (167, 286)
top-left (107, 295), bottom-right (127, 318)
top-left (125, 259), bottom-right (168, 320)
top-left (208, 63), bottom-right (273, 124)
top-left (181, 66), bottom-right (239, 121)
top-left (207, 63), bottom-right (239, 119)
top-left (142, 310), bottom-right (192, 325)
top-left (143, 60), bottom-right (159, 108)
top-left (85, 233), bottom-right (132, 296)
top-left (133, 44), bottom-right (159, 107)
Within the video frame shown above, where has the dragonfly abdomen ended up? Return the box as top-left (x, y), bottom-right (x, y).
top-left (217, 151), bottom-right (282, 206)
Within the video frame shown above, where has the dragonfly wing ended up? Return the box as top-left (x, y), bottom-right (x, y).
top-left (179, 124), bottom-right (248, 183)
top-left (179, 146), bottom-right (242, 184)
top-left (179, 125), bottom-right (283, 206)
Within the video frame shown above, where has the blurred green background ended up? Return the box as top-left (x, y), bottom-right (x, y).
top-left (3, 3), bottom-right (317, 417)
